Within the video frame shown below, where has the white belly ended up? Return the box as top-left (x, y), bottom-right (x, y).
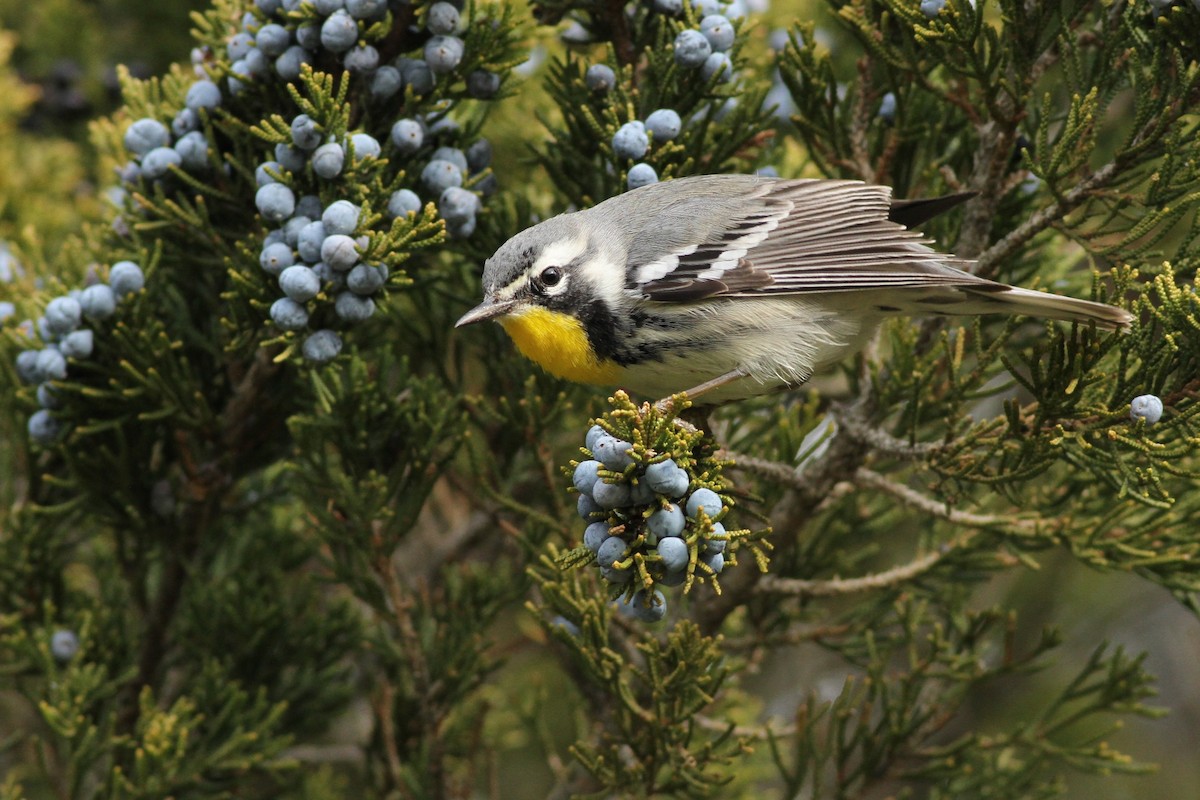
top-left (615, 297), bottom-right (877, 403)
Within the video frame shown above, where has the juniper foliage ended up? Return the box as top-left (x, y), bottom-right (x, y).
top-left (1, 0), bottom-right (1200, 798)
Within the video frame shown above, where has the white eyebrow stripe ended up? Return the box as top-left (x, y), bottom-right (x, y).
top-left (532, 236), bottom-right (589, 272)
top-left (492, 234), bottom-right (591, 300)
top-left (495, 274), bottom-right (525, 299)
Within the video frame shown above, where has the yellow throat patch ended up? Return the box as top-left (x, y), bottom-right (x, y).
top-left (499, 307), bottom-right (622, 385)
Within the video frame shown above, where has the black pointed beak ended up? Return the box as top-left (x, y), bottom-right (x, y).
top-left (455, 297), bottom-right (517, 328)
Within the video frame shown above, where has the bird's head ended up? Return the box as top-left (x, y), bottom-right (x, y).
top-left (455, 214), bottom-right (610, 328)
top-left (455, 212), bottom-right (627, 385)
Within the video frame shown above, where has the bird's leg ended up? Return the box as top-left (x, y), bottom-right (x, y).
top-left (655, 370), bottom-right (747, 439)
top-left (654, 368), bottom-right (750, 413)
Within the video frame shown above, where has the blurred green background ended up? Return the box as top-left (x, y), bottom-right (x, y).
top-left (0, 0), bottom-right (208, 131)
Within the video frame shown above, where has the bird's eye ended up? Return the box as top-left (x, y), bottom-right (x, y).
top-left (532, 266), bottom-right (563, 295)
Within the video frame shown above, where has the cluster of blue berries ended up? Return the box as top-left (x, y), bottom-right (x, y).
top-left (672, 13), bottom-right (736, 83)
top-left (571, 423), bottom-right (735, 622)
top-left (583, 62), bottom-right (680, 191)
top-left (251, 111), bottom-right (386, 362)
top-left (223, 0), bottom-right (497, 362)
top-left (397, 119), bottom-right (493, 238)
top-left (610, 108), bottom-right (684, 190)
top-left (257, 174), bottom-right (381, 362)
top-left (255, 107), bottom-right (489, 361)
top-left (1130, 394), bottom-right (1164, 425)
top-left (578, 2), bottom-right (757, 194)
top-left (16, 71), bottom-right (218, 443)
top-left (117, 80), bottom-right (222, 192)
top-left (14, 262), bottom-right (145, 445)
top-left (227, 0), bottom-right (391, 90)
top-left (226, 0), bottom-right (490, 97)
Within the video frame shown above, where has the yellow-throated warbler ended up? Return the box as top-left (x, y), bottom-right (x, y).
top-left (456, 175), bottom-right (1131, 403)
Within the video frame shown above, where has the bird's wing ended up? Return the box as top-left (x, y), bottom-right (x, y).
top-left (629, 179), bottom-right (985, 303)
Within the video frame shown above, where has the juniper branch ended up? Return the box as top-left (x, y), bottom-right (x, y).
top-left (278, 744), bottom-right (363, 764)
top-left (724, 417), bottom-right (947, 490)
top-left (974, 162), bottom-right (1118, 280)
top-left (723, 456), bottom-right (1050, 601)
top-left (115, 344), bottom-right (289, 742)
top-left (958, 120), bottom-right (1020, 261)
top-left (695, 397), bottom-right (874, 636)
top-left (601, 0), bottom-right (636, 68)
top-left (372, 520), bottom-right (444, 800)
top-left (373, 681), bottom-right (407, 794)
top-left (694, 713), bottom-right (797, 740)
top-left (854, 467), bottom-right (1044, 533)
top-left (758, 548), bottom-right (948, 597)
top-left (724, 451), bottom-right (804, 488)
top-left (846, 59), bottom-right (876, 182)
top-left (832, 410), bottom-right (952, 458)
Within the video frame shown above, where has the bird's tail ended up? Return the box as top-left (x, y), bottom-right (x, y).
top-left (898, 283), bottom-right (1133, 331)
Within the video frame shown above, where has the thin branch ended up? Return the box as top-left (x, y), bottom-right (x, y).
top-left (727, 442), bottom-right (1047, 530)
top-left (373, 522), bottom-right (441, 800)
top-left (374, 681), bottom-right (407, 792)
top-left (756, 469), bottom-right (1050, 597)
top-left (281, 744), bottom-right (365, 764)
top-left (832, 410), bottom-right (951, 458)
top-left (724, 451), bottom-right (806, 489)
top-left (757, 548), bottom-right (950, 597)
top-left (957, 120), bottom-right (1018, 260)
top-left (854, 468), bottom-right (1042, 532)
top-left (974, 162), bottom-right (1118, 279)
top-left (602, 0), bottom-right (636, 67)
top-left (219, 346), bottom-right (282, 453)
top-left (846, 58), bottom-right (876, 182)
top-left (693, 713), bottom-right (797, 740)
top-left (110, 493), bottom-right (238, 738)
top-left (723, 425), bottom-right (945, 490)
top-left (693, 396), bottom-right (876, 635)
